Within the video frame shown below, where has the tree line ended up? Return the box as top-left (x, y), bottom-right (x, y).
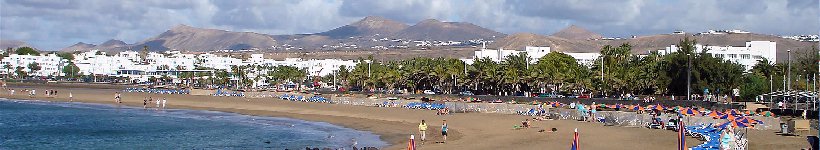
top-left (326, 37), bottom-right (818, 101)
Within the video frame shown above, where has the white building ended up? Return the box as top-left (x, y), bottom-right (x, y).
top-left (471, 46), bottom-right (551, 63)
top-left (74, 50), bottom-right (138, 76)
top-left (1, 53), bottom-right (67, 77)
top-left (657, 41), bottom-right (776, 71)
top-left (564, 52), bottom-right (602, 67)
top-left (197, 53), bottom-right (242, 70)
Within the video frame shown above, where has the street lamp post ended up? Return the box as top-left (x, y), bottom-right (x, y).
top-left (788, 49), bottom-right (794, 114)
top-left (687, 53), bottom-right (692, 101)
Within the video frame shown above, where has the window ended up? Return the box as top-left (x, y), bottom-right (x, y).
top-left (728, 54), bottom-right (737, 59)
top-left (714, 54), bottom-right (724, 58)
top-left (740, 54), bottom-right (751, 59)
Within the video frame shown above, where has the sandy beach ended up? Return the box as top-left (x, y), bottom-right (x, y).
top-left (2, 83), bottom-right (811, 150)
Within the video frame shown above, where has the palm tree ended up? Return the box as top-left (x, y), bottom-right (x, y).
top-left (3, 64), bottom-right (11, 79)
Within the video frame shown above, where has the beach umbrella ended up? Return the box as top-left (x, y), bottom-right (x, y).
top-left (632, 105), bottom-right (644, 111)
top-left (718, 114), bottom-right (737, 121)
top-left (551, 102), bottom-right (562, 107)
top-left (407, 135), bottom-right (416, 150)
top-left (571, 128), bottom-right (579, 150)
top-left (681, 108), bottom-right (700, 116)
top-left (717, 120), bottom-right (749, 129)
top-left (761, 111), bottom-right (775, 117)
top-left (735, 117), bottom-right (763, 125)
top-left (744, 110), bottom-right (754, 115)
top-left (725, 109), bottom-right (742, 116)
top-left (707, 111), bottom-right (724, 118)
top-left (651, 104), bottom-right (665, 111)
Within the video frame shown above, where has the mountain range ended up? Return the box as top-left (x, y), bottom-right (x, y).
top-left (38, 16), bottom-right (818, 62)
top-left (0, 40), bottom-right (34, 50)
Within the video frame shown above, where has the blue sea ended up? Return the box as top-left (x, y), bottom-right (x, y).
top-left (0, 99), bottom-right (387, 149)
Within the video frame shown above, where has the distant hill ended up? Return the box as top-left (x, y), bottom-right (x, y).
top-left (0, 40), bottom-right (35, 50)
top-left (394, 19), bottom-right (505, 41)
top-left (99, 39), bottom-right (127, 47)
top-left (60, 42), bottom-right (96, 52)
top-left (551, 25), bottom-right (603, 40)
top-left (318, 16), bottom-right (409, 38)
top-left (50, 16), bottom-right (815, 61)
top-left (490, 33), bottom-right (600, 53)
top-left (131, 24), bottom-right (279, 51)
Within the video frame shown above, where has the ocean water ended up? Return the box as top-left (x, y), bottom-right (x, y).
top-left (0, 99), bottom-right (387, 149)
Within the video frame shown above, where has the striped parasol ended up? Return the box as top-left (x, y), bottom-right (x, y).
top-left (707, 111), bottom-right (724, 118)
top-left (760, 111), bottom-right (775, 117)
top-left (571, 128), bottom-right (579, 150)
top-left (717, 120), bottom-right (749, 129)
top-left (407, 135), bottom-right (416, 150)
top-left (735, 116), bottom-right (763, 125)
top-left (632, 105), bottom-right (644, 111)
top-left (680, 108), bottom-right (700, 116)
top-left (725, 109), bottom-right (742, 116)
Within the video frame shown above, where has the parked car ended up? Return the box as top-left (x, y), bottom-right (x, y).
top-left (423, 90), bottom-right (437, 95)
top-left (578, 94), bottom-right (591, 99)
top-left (538, 93), bottom-right (564, 98)
top-left (459, 91), bottom-right (474, 96)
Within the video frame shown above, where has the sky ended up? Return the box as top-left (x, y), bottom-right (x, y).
top-left (1, 0), bottom-right (818, 50)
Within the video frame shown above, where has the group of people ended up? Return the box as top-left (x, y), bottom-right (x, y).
top-left (569, 101), bottom-right (598, 122)
top-left (7, 88), bottom-right (75, 101)
top-left (417, 119), bottom-right (448, 144)
top-left (142, 97), bottom-right (167, 110)
top-left (43, 89), bottom-right (58, 98)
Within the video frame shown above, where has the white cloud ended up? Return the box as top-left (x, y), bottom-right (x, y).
top-left (0, 0), bottom-right (816, 50)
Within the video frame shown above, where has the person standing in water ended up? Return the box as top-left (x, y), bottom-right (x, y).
top-left (155, 97), bottom-right (161, 109)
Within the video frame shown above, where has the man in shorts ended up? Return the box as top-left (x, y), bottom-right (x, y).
top-left (441, 120), bottom-right (448, 143)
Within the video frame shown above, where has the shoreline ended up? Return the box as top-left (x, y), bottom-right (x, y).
top-left (2, 83), bottom-right (433, 149)
top-left (0, 98), bottom-right (389, 149)
top-left (2, 83), bottom-right (810, 150)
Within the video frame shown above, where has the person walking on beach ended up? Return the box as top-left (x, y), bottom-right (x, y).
top-left (441, 120), bottom-right (448, 143)
top-left (156, 97), bottom-right (161, 108)
top-left (30, 89), bottom-right (35, 98)
top-left (419, 120), bottom-right (428, 142)
top-left (69, 92), bottom-right (73, 102)
top-left (162, 97), bottom-right (167, 108)
top-left (10, 89), bottom-right (14, 95)
top-left (143, 97), bottom-right (148, 109)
